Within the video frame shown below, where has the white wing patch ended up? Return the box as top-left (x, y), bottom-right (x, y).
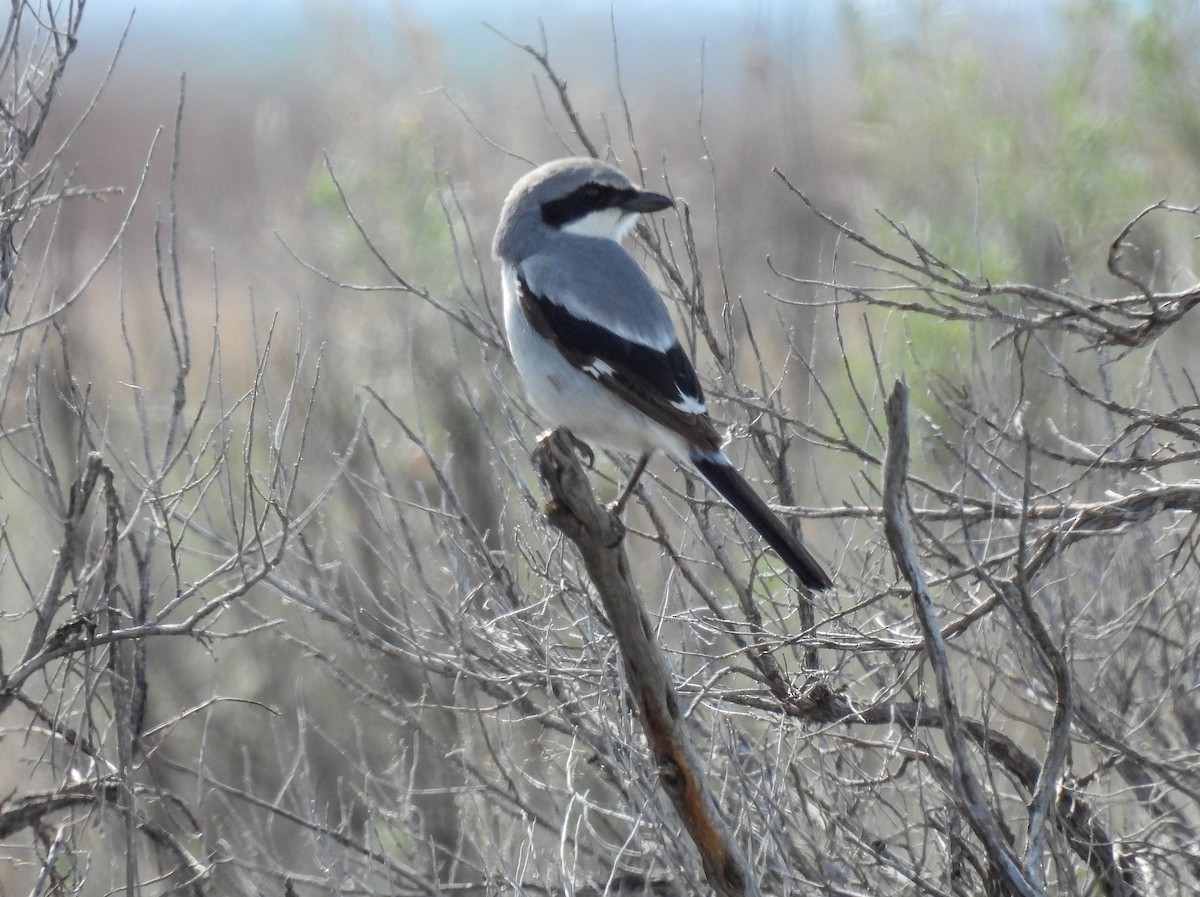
top-left (670, 394), bottom-right (708, 414)
top-left (582, 359), bottom-right (615, 378)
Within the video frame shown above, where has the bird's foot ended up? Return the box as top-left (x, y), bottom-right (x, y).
top-left (537, 428), bottom-right (595, 469)
top-left (606, 452), bottom-right (651, 516)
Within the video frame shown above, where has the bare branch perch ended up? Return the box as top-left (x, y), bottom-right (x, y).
top-left (883, 380), bottom-right (1038, 897)
top-left (532, 429), bottom-right (759, 897)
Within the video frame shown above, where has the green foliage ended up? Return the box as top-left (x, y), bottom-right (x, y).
top-left (845, 0), bottom-right (1200, 287)
top-left (1130, 0), bottom-right (1200, 174)
top-left (830, 0), bottom-right (1200, 447)
top-left (307, 122), bottom-right (458, 289)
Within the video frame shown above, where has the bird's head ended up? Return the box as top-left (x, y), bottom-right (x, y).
top-left (494, 157), bottom-right (674, 261)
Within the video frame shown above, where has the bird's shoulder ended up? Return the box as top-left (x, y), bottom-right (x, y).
top-left (517, 236), bottom-right (674, 345)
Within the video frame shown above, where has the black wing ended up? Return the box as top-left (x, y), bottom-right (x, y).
top-left (518, 272), bottom-right (721, 453)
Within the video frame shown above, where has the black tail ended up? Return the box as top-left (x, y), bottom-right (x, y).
top-left (690, 452), bottom-right (834, 591)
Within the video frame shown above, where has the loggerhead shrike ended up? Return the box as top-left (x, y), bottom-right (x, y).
top-left (494, 157), bottom-right (833, 591)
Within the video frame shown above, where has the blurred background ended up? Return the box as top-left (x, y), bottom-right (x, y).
top-left (51, 0), bottom-right (1200, 411)
top-left (5, 1), bottom-right (1200, 894)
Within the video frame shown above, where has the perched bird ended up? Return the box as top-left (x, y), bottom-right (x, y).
top-left (494, 157), bottom-right (833, 591)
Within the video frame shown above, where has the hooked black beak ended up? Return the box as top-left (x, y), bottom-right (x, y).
top-left (618, 189), bottom-right (674, 214)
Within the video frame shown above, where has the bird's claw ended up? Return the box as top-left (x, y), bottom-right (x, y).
top-left (538, 428), bottom-right (595, 469)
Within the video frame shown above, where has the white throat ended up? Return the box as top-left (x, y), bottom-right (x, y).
top-left (562, 207), bottom-right (638, 242)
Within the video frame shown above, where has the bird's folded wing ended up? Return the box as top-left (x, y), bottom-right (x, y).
top-left (518, 271), bottom-right (722, 453)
